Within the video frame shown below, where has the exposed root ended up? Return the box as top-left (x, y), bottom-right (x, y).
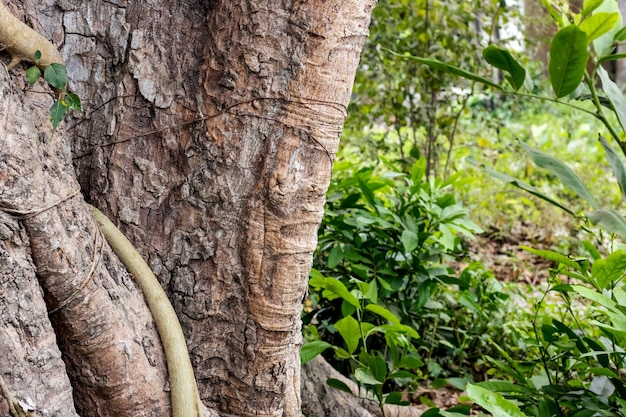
top-left (0, 0), bottom-right (64, 69)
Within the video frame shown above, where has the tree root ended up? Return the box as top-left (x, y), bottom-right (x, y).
top-left (89, 205), bottom-right (205, 417)
top-left (0, 0), bottom-right (64, 69)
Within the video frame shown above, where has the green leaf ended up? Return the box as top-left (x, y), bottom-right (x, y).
top-left (33, 50), bottom-right (42, 63)
top-left (25, 66), bottom-right (41, 87)
top-left (334, 315), bottom-right (361, 355)
top-left (65, 93), bottom-right (82, 112)
top-left (50, 100), bottom-right (68, 132)
top-left (322, 278), bottom-right (360, 309)
top-left (582, 0), bottom-right (604, 17)
top-left (326, 378), bottom-right (352, 394)
top-left (328, 245), bottom-right (343, 268)
top-left (365, 304), bottom-right (401, 325)
top-left (520, 246), bottom-right (584, 271)
top-left (614, 26), bottom-right (626, 42)
top-left (482, 45), bottom-right (526, 91)
top-left (466, 384), bottom-right (526, 417)
top-left (355, 367), bottom-right (383, 385)
top-left (587, 209), bottom-right (626, 241)
top-left (385, 391), bottom-right (409, 405)
top-left (571, 284), bottom-right (619, 311)
top-left (467, 156), bottom-right (576, 216)
top-left (300, 341), bottom-right (332, 364)
top-left (598, 67), bottom-right (626, 135)
top-left (599, 136), bottom-right (626, 200)
top-left (401, 229), bottom-right (419, 252)
top-left (592, 0), bottom-right (622, 57)
top-left (43, 63), bottom-right (68, 90)
top-left (579, 12), bottom-right (620, 42)
top-left (591, 250), bottom-right (626, 290)
top-left (549, 25), bottom-right (589, 98)
top-left (386, 50), bottom-right (503, 90)
top-left (520, 142), bottom-right (599, 209)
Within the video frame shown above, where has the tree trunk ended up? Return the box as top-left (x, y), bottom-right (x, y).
top-left (0, 0), bottom-right (375, 416)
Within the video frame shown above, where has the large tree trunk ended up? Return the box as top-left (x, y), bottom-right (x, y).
top-left (0, 0), bottom-right (376, 416)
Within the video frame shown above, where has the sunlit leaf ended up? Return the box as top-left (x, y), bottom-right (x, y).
top-left (466, 384), bottom-right (526, 417)
top-left (335, 315), bottom-right (361, 355)
top-left (579, 12), bottom-right (619, 42)
top-left (549, 25), bottom-right (589, 98)
top-left (300, 341), bottom-right (332, 364)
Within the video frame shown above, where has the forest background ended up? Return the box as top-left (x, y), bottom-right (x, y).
top-left (302, 0), bottom-right (626, 416)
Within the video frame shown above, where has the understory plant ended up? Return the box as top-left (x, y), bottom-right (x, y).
top-left (397, 0), bottom-right (626, 415)
top-left (301, 158), bottom-right (522, 412)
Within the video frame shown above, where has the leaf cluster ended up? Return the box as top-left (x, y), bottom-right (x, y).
top-left (26, 50), bottom-right (81, 133)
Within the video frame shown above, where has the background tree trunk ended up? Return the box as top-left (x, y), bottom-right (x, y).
top-left (1, 0), bottom-right (375, 416)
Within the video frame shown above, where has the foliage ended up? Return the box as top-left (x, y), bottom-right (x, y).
top-left (344, 0), bottom-right (520, 177)
top-left (25, 50), bottom-right (81, 133)
top-left (301, 158), bottom-right (527, 412)
top-left (394, 0), bottom-right (626, 414)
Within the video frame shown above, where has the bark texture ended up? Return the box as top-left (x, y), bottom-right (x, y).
top-left (0, 39), bottom-right (171, 416)
top-left (1, 0), bottom-right (376, 416)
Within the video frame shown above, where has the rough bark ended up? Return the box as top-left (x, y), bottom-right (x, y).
top-left (0, 44), bottom-right (171, 416)
top-left (2, 0), bottom-right (377, 416)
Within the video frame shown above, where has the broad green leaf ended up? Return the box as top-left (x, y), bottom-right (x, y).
top-left (521, 246), bottom-right (584, 271)
top-left (549, 25), bottom-right (589, 98)
top-left (593, 0), bottom-right (622, 57)
top-left (25, 66), bottom-right (41, 87)
top-left (65, 93), bottom-right (82, 112)
top-left (598, 67), bottom-right (626, 135)
top-left (520, 142), bottom-right (599, 209)
top-left (33, 49), bottom-right (42, 63)
top-left (322, 278), bottom-right (360, 308)
top-left (365, 304), bottom-right (400, 325)
top-left (398, 354), bottom-right (424, 369)
top-left (50, 100), bottom-right (68, 132)
top-left (385, 391), bottom-right (409, 405)
top-left (582, 0), bottom-right (604, 17)
top-left (326, 378), bottom-right (352, 393)
top-left (44, 63), bottom-right (68, 90)
top-left (334, 315), bottom-right (361, 354)
top-left (368, 354), bottom-right (387, 382)
top-left (467, 156), bottom-right (576, 216)
top-left (591, 250), bottom-right (626, 289)
top-left (587, 209), bottom-right (626, 241)
top-left (482, 45), bottom-right (526, 91)
top-left (387, 50), bottom-right (503, 90)
top-left (328, 245), bottom-right (343, 268)
top-left (355, 367), bottom-right (383, 385)
top-left (300, 341), bottom-right (332, 364)
top-left (466, 384), bottom-right (526, 417)
top-left (571, 284), bottom-right (619, 311)
top-left (579, 12), bottom-right (620, 42)
top-left (401, 229), bottom-right (419, 252)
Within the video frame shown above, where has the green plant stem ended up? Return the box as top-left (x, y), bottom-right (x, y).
top-left (582, 72), bottom-right (626, 155)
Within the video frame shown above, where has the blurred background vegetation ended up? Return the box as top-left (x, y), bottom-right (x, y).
top-left (303, 1), bottom-right (626, 416)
